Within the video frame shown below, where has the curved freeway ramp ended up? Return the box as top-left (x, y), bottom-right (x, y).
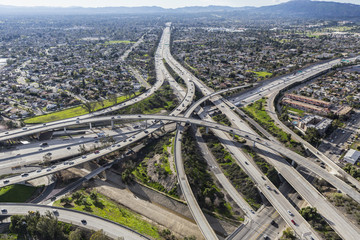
top-left (0, 203), bottom-right (150, 240)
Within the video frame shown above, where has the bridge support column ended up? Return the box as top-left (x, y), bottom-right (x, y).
top-left (89, 122), bottom-right (92, 129)
top-left (206, 127), bottom-right (209, 134)
top-left (291, 160), bottom-right (295, 166)
top-left (145, 120), bottom-right (148, 129)
top-left (64, 127), bottom-right (67, 134)
top-left (111, 120), bottom-right (114, 129)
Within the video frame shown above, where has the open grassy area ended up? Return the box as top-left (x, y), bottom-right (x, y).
top-left (247, 70), bottom-right (273, 78)
top-left (200, 128), bottom-right (262, 210)
top-left (243, 98), bottom-right (306, 155)
top-left (118, 84), bottom-right (177, 115)
top-left (24, 94), bottom-right (137, 124)
top-left (287, 107), bottom-right (305, 117)
top-left (105, 40), bottom-right (135, 45)
top-left (131, 133), bottom-right (178, 198)
top-left (54, 190), bottom-right (161, 239)
top-left (0, 185), bottom-right (38, 202)
top-left (243, 99), bottom-right (289, 142)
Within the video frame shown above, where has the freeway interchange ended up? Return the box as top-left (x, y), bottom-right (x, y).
top-left (1, 22), bottom-right (360, 240)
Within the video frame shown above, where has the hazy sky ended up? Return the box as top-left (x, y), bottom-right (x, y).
top-left (0, 0), bottom-right (358, 8)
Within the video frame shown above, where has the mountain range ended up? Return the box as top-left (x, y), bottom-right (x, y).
top-left (0, 0), bottom-right (359, 19)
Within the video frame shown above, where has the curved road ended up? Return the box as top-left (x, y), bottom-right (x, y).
top-left (0, 203), bottom-right (149, 240)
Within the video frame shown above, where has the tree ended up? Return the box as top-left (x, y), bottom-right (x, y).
top-left (139, 86), bottom-right (146, 93)
top-left (304, 127), bottom-right (321, 146)
top-left (109, 94), bottom-right (118, 105)
top-left (81, 101), bottom-right (97, 113)
top-left (36, 211), bottom-right (67, 240)
top-left (90, 229), bottom-right (111, 240)
top-left (69, 228), bottom-right (84, 240)
top-left (281, 228), bottom-right (296, 240)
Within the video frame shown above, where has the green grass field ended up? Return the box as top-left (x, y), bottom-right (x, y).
top-left (24, 94), bottom-right (138, 124)
top-left (247, 70), bottom-right (273, 78)
top-left (0, 185), bottom-right (37, 202)
top-left (54, 191), bottom-right (160, 239)
top-left (243, 98), bottom-right (289, 143)
top-left (287, 107), bottom-right (305, 117)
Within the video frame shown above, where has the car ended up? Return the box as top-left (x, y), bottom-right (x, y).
top-left (144, 130), bottom-right (149, 134)
top-left (47, 168), bottom-right (52, 172)
top-left (3, 180), bottom-right (9, 184)
top-left (63, 161), bottom-right (69, 165)
top-left (287, 210), bottom-right (293, 216)
top-left (94, 150), bottom-right (100, 154)
top-left (263, 234), bottom-right (268, 240)
top-left (38, 148), bottom-right (43, 151)
top-left (81, 219), bottom-right (87, 225)
top-left (43, 123), bottom-right (47, 126)
top-left (22, 127), bottom-right (27, 130)
top-left (129, 139), bottom-right (133, 142)
top-left (134, 125), bottom-right (139, 129)
top-left (67, 146), bottom-right (71, 150)
top-left (45, 152), bottom-right (52, 156)
top-left (94, 140), bottom-right (98, 143)
top-left (111, 117), bottom-right (115, 119)
top-left (138, 115), bottom-right (141, 118)
top-left (4, 132), bottom-right (8, 134)
top-left (266, 185), bottom-right (271, 190)
top-left (80, 136), bottom-right (84, 139)
top-left (53, 210), bottom-right (59, 216)
top-left (245, 161), bottom-right (249, 165)
top-left (36, 169), bottom-right (42, 173)
top-left (291, 219), bottom-right (296, 225)
top-left (76, 120), bottom-right (80, 124)
top-left (69, 162), bottom-right (74, 165)
top-left (40, 142), bottom-right (48, 147)
top-left (21, 173), bottom-right (29, 177)
top-left (51, 165), bottom-right (56, 169)
top-left (1, 209), bottom-right (7, 214)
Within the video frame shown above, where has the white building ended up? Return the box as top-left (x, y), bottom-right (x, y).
top-left (344, 149), bottom-right (360, 165)
top-left (298, 115), bottom-right (332, 135)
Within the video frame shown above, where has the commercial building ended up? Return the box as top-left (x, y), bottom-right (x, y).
top-left (344, 149), bottom-right (360, 165)
top-left (298, 115), bottom-right (332, 134)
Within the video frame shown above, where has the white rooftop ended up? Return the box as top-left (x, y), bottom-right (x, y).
top-left (344, 149), bottom-right (360, 165)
